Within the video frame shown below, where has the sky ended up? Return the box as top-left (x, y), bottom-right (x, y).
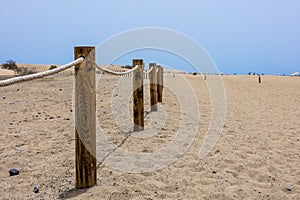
top-left (0, 0), bottom-right (299, 74)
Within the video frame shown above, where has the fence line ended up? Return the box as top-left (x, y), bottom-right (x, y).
top-left (0, 46), bottom-right (164, 190)
top-left (96, 64), bottom-right (139, 75)
top-left (0, 57), bottom-right (84, 87)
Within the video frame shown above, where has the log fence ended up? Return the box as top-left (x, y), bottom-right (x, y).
top-left (0, 46), bottom-right (164, 189)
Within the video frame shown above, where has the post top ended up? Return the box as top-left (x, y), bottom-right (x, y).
top-left (74, 46), bottom-right (95, 48)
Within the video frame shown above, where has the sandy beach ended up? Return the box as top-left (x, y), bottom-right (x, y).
top-left (0, 71), bottom-right (299, 199)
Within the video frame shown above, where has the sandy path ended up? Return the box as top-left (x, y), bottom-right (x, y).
top-left (0, 73), bottom-right (299, 199)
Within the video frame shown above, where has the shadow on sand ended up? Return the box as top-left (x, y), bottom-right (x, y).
top-left (58, 188), bottom-right (89, 199)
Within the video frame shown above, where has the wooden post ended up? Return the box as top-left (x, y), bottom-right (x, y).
top-left (157, 65), bottom-right (164, 102)
top-left (133, 59), bottom-right (144, 131)
top-left (74, 46), bottom-right (96, 189)
top-left (149, 63), bottom-right (158, 111)
top-left (258, 75), bottom-right (261, 83)
top-left (143, 63), bottom-right (146, 79)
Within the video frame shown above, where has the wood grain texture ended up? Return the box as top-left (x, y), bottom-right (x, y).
top-left (143, 63), bottom-right (148, 79)
top-left (157, 65), bottom-right (164, 102)
top-left (149, 63), bottom-right (158, 111)
top-left (133, 59), bottom-right (144, 131)
top-left (74, 46), bottom-right (96, 189)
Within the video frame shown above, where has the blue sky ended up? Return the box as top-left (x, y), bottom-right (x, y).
top-left (0, 0), bottom-right (299, 74)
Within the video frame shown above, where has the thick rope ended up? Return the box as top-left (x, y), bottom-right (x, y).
top-left (96, 64), bottom-right (139, 75)
top-left (144, 67), bottom-right (153, 74)
top-left (0, 57), bottom-right (84, 87)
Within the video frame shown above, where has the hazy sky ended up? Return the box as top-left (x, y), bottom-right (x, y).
top-left (1, 0), bottom-right (299, 74)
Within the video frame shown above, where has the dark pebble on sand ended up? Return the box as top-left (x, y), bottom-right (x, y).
top-left (70, 109), bottom-right (73, 112)
top-left (59, 89), bottom-right (62, 91)
top-left (9, 168), bottom-right (19, 176)
top-left (33, 186), bottom-right (39, 193)
top-left (212, 170), bottom-right (217, 174)
top-left (49, 116), bottom-right (54, 119)
top-left (3, 97), bottom-right (6, 99)
top-left (286, 185), bottom-right (292, 191)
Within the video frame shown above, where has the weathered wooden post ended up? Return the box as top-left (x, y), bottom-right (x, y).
top-left (157, 65), bottom-right (164, 102)
top-left (258, 75), bottom-right (261, 83)
top-left (74, 46), bottom-right (96, 189)
top-left (133, 59), bottom-right (144, 131)
top-left (143, 63), bottom-right (146, 79)
top-left (149, 63), bottom-right (158, 111)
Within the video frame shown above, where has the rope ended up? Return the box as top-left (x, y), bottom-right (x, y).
top-left (0, 57), bottom-right (84, 87)
top-left (96, 64), bottom-right (139, 75)
top-left (144, 67), bottom-right (153, 74)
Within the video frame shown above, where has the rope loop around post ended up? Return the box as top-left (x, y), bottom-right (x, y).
top-left (144, 66), bottom-right (153, 74)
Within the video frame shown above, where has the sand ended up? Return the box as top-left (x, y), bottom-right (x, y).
top-left (0, 69), bottom-right (15, 76)
top-left (0, 72), bottom-right (299, 199)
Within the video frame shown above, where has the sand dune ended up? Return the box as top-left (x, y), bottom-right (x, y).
top-left (0, 69), bottom-right (15, 76)
top-left (0, 73), bottom-right (299, 199)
